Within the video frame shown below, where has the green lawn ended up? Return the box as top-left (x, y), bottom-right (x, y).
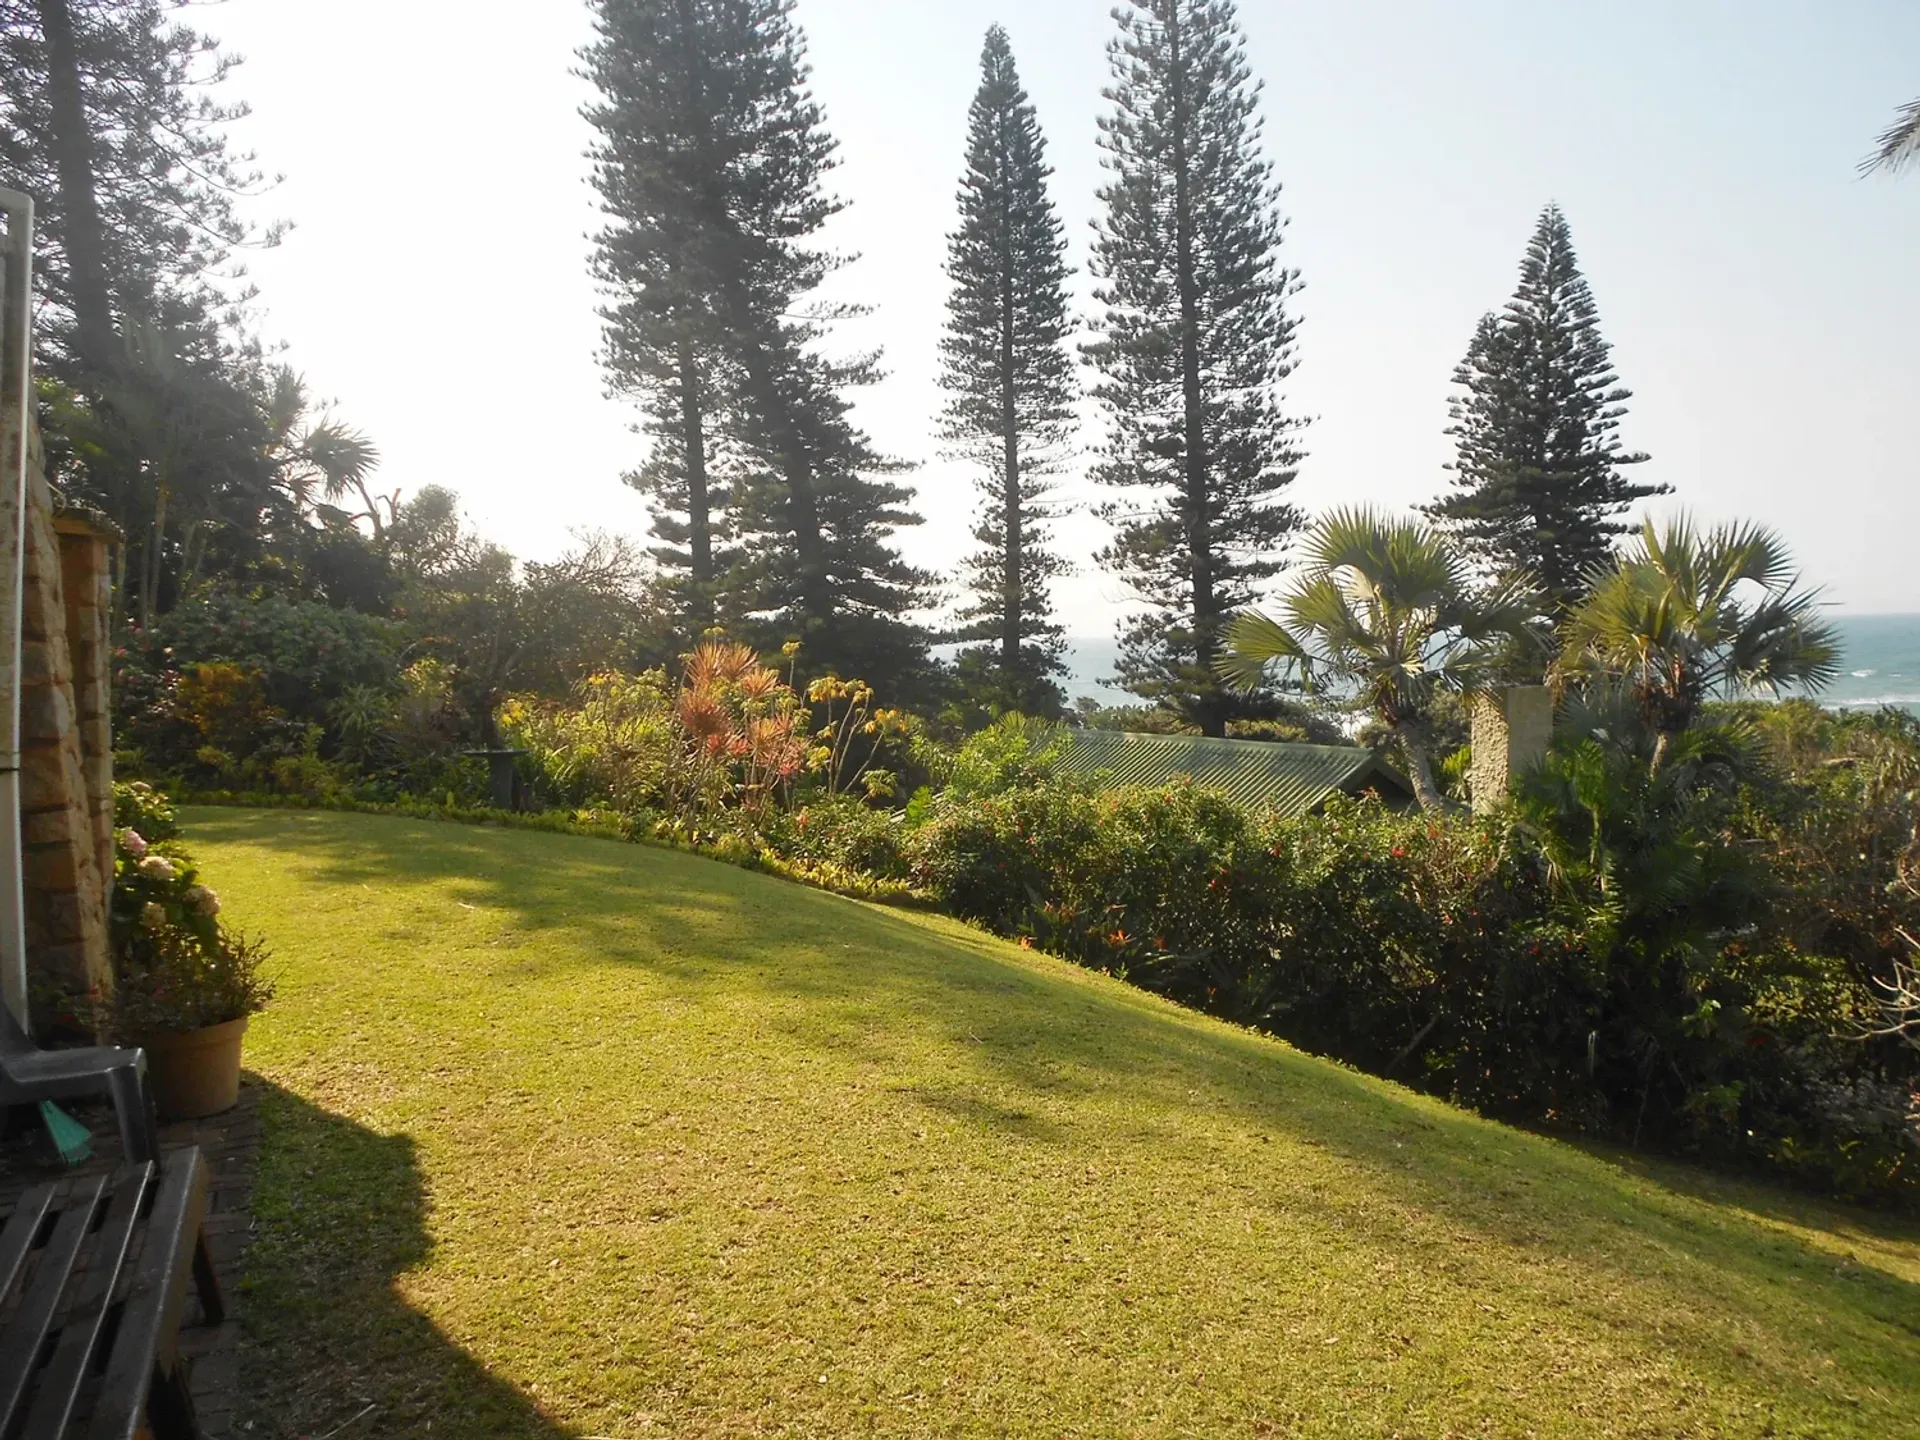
top-left (190, 807), bottom-right (1920, 1439)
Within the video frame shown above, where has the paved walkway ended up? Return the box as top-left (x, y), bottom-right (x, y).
top-left (1, 1080), bottom-right (263, 1436)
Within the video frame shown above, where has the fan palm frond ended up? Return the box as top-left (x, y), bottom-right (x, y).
top-left (1861, 95), bottom-right (1920, 176)
top-left (1559, 512), bottom-right (1836, 748)
top-left (299, 422), bottom-right (381, 502)
top-left (1219, 508), bottom-right (1544, 809)
top-left (1219, 610), bottom-right (1312, 691)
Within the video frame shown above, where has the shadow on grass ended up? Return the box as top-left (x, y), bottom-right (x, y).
top-left (238, 1078), bottom-right (570, 1439)
top-left (198, 807), bottom-right (1920, 1409)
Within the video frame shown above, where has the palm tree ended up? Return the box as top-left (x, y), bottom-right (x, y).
top-left (260, 367), bottom-right (388, 536)
top-left (1218, 508), bottom-right (1540, 810)
top-left (1862, 96), bottom-right (1920, 175)
top-left (1557, 516), bottom-right (1840, 770)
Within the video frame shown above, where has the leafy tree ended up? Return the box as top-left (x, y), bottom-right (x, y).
top-left (1, 1), bottom-right (348, 623)
top-left (1516, 708), bottom-right (1772, 1146)
top-left (1219, 508), bottom-right (1540, 810)
top-left (1426, 204), bottom-right (1662, 616)
top-left (396, 488), bottom-right (669, 744)
top-left (938, 25), bottom-right (1074, 716)
top-left (1086, 0), bottom-right (1304, 736)
top-left (1557, 516), bottom-right (1840, 769)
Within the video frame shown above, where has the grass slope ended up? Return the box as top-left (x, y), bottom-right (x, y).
top-left (189, 807), bottom-right (1920, 1439)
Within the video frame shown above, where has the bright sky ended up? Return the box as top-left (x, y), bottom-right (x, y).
top-left (207, 0), bottom-right (1919, 629)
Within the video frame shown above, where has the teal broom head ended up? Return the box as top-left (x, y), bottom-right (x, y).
top-left (38, 1101), bottom-right (93, 1166)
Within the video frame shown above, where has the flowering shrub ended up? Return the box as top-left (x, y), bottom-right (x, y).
top-left (113, 779), bottom-right (180, 843)
top-left (107, 794), bottom-right (272, 1037)
top-left (502, 640), bottom-right (919, 822)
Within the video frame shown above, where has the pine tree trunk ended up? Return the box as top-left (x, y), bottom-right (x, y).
top-left (138, 480), bottom-right (166, 630)
top-left (728, 312), bottom-right (829, 627)
top-left (998, 137), bottom-right (1021, 689)
top-left (36, 0), bottom-right (117, 377)
top-left (1168, 10), bottom-right (1220, 737)
top-left (677, 334), bottom-right (714, 630)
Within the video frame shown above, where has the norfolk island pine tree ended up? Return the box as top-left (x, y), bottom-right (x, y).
top-left (938, 25), bottom-right (1076, 719)
top-left (1085, 0), bottom-right (1306, 737)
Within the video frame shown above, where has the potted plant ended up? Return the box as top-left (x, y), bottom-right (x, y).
top-left (107, 786), bottom-right (273, 1119)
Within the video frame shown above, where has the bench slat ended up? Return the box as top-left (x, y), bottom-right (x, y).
top-left (85, 1149), bottom-right (210, 1440)
top-left (0, 1171), bottom-right (109, 1432)
top-left (0, 1183), bottom-right (57, 1305)
top-left (21, 1164), bottom-right (156, 1440)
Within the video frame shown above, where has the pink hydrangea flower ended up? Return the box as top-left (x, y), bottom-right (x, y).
top-left (140, 901), bottom-right (167, 931)
top-left (184, 884), bottom-right (220, 917)
top-left (137, 855), bottom-right (177, 882)
top-left (117, 828), bottom-right (148, 858)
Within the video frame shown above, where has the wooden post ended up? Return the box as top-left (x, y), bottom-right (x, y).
top-left (0, 189), bottom-right (32, 1030)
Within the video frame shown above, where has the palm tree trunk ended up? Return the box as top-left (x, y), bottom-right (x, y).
top-left (1649, 728), bottom-right (1673, 776)
top-left (1396, 725), bottom-right (1446, 812)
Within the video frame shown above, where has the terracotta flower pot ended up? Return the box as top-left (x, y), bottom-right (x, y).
top-left (140, 1016), bottom-right (249, 1121)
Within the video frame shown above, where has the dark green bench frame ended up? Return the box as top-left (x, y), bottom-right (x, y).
top-left (0, 1149), bottom-right (223, 1438)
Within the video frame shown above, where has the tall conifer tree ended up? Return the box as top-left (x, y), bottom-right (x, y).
top-left (1086, 0), bottom-right (1303, 736)
top-left (583, 0), bottom-right (930, 677)
top-left (583, 0), bottom-right (738, 632)
top-left (0, 0), bottom-right (272, 376)
top-left (1426, 203), bottom-right (1661, 615)
top-left (937, 25), bottom-right (1074, 717)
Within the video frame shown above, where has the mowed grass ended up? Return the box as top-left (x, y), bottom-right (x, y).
top-left (187, 807), bottom-right (1920, 1439)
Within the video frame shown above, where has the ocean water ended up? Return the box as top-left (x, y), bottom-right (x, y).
top-left (1058, 614), bottom-right (1920, 713)
top-left (1813, 615), bottom-right (1920, 711)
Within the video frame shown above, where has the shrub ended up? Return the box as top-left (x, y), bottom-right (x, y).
top-left (106, 810), bottom-right (274, 1037)
top-left (765, 795), bottom-right (912, 882)
top-left (907, 769), bottom-right (1919, 1201)
top-left (500, 668), bottom-right (677, 811)
top-left (940, 713), bottom-right (1071, 802)
top-left (119, 589), bottom-right (403, 726)
top-left (113, 780), bottom-right (179, 843)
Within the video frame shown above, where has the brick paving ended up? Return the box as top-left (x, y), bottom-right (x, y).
top-left (1, 1078), bottom-right (263, 1437)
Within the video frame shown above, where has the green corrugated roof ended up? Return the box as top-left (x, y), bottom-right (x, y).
top-left (1056, 730), bottom-right (1412, 819)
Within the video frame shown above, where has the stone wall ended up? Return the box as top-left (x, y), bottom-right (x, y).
top-left (18, 415), bottom-right (114, 1019)
top-left (1470, 685), bottom-right (1553, 815)
top-left (56, 510), bottom-right (115, 904)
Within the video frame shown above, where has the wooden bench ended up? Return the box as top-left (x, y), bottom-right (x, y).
top-left (0, 1149), bottom-right (223, 1438)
